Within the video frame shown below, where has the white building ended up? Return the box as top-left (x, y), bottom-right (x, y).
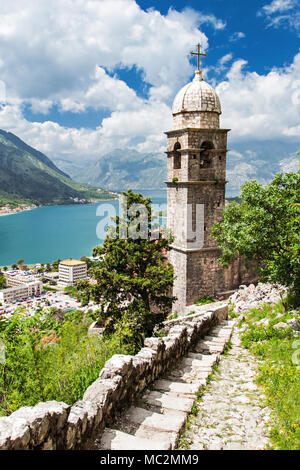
top-left (0, 281), bottom-right (43, 303)
top-left (58, 259), bottom-right (87, 287)
top-left (43, 272), bottom-right (59, 281)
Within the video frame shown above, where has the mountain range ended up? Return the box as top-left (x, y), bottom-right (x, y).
top-left (52, 141), bottom-right (299, 194)
top-left (0, 129), bottom-right (114, 205)
top-left (0, 128), bottom-right (298, 203)
top-left (54, 149), bottom-right (166, 191)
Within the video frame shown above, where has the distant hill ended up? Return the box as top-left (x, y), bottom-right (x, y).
top-left (0, 129), bottom-right (114, 204)
top-left (66, 149), bottom-right (166, 191)
top-left (53, 143), bottom-right (299, 194)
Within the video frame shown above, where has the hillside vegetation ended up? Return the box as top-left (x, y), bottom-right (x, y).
top-left (0, 129), bottom-right (114, 205)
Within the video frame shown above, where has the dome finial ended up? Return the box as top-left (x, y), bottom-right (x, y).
top-left (190, 43), bottom-right (207, 78)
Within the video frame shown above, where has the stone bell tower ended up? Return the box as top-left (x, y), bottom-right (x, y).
top-left (166, 45), bottom-right (230, 313)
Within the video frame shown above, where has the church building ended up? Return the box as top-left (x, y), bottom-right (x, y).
top-left (166, 45), bottom-right (254, 313)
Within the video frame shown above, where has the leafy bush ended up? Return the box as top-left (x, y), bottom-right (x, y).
top-left (0, 309), bottom-right (130, 416)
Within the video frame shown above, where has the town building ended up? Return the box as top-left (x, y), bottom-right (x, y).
top-left (43, 272), bottom-right (59, 281)
top-left (166, 45), bottom-right (256, 313)
top-left (6, 273), bottom-right (40, 288)
top-left (0, 281), bottom-right (43, 303)
top-left (58, 259), bottom-right (87, 287)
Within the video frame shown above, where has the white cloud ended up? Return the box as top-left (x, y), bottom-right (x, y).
top-left (0, 0), bottom-right (226, 161)
top-left (0, 0), bottom-right (298, 175)
top-left (229, 32), bottom-right (246, 42)
top-left (217, 52), bottom-right (300, 142)
top-left (261, 0), bottom-right (295, 14)
top-left (259, 0), bottom-right (300, 35)
top-left (0, 0), bottom-right (223, 109)
top-left (219, 54), bottom-right (233, 66)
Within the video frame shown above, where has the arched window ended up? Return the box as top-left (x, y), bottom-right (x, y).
top-left (200, 141), bottom-right (214, 168)
top-left (173, 142), bottom-right (181, 169)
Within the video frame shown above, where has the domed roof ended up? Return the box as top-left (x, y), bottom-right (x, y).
top-left (172, 70), bottom-right (221, 115)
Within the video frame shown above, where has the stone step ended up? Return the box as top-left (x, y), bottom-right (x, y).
top-left (203, 336), bottom-right (230, 344)
top-left (99, 428), bottom-right (170, 450)
top-left (203, 335), bottom-right (227, 344)
top-left (124, 406), bottom-right (186, 434)
top-left (187, 353), bottom-right (220, 364)
top-left (194, 341), bottom-right (226, 354)
top-left (181, 357), bottom-right (215, 370)
top-left (209, 326), bottom-right (233, 335)
top-left (122, 406), bottom-right (184, 450)
top-left (135, 427), bottom-right (177, 449)
top-left (163, 368), bottom-right (208, 385)
top-left (152, 379), bottom-right (199, 398)
top-left (211, 321), bottom-right (234, 330)
top-left (141, 390), bottom-right (194, 415)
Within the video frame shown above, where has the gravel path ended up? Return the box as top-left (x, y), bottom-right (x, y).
top-left (178, 328), bottom-right (271, 450)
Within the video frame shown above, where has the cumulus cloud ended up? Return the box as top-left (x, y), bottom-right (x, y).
top-left (0, 0), bottom-right (218, 108)
top-left (0, 0), bottom-right (226, 159)
top-left (217, 52), bottom-right (300, 142)
top-left (0, 0), bottom-right (298, 170)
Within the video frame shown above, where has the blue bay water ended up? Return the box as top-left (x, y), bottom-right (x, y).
top-left (0, 190), bottom-right (167, 266)
top-left (0, 187), bottom-right (237, 266)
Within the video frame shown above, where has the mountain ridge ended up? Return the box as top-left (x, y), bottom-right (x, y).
top-left (0, 129), bottom-right (115, 205)
top-left (53, 142), bottom-right (299, 193)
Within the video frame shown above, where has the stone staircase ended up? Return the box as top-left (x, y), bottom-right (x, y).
top-left (91, 318), bottom-right (235, 450)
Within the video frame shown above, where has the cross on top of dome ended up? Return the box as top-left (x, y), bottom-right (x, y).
top-left (190, 43), bottom-right (207, 72)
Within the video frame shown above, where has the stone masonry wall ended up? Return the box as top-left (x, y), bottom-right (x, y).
top-left (0, 303), bottom-right (228, 450)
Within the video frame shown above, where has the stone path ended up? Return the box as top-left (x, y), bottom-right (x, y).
top-left (178, 329), bottom-right (271, 450)
top-left (90, 318), bottom-right (236, 450)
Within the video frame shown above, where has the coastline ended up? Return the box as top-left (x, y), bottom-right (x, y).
top-left (0, 195), bottom-right (119, 218)
top-left (0, 205), bottom-right (38, 217)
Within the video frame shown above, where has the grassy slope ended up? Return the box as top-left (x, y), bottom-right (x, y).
top-left (236, 301), bottom-right (300, 450)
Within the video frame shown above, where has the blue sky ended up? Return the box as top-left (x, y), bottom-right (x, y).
top-left (22, 0), bottom-right (300, 128)
top-left (0, 0), bottom-right (299, 190)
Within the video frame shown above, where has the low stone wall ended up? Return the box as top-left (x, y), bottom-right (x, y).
top-left (0, 302), bottom-right (227, 450)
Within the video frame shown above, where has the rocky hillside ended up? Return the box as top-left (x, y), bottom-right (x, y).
top-left (56, 148), bottom-right (166, 191)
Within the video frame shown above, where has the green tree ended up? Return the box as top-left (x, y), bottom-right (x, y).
top-left (91, 190), bottom-right (175, 349)
top-left (80, 256), bottom-right (94, 270)
top-left (0, 273), bottom-right (6, 289)
top-left (211, 170), bottom-right (300, 303)
top-left (52, 258), bottom-right (61, 271)
top-left (76, 280), bottom-right (91, 306)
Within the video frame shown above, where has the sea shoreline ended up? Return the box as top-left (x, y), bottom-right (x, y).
top-left (0, 205), bottom-right (38, 217)
top-left (0, 196), bottom-right (119, 218)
